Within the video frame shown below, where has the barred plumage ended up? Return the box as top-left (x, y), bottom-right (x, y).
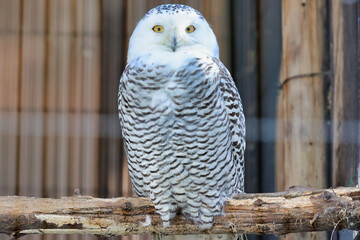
top-left (118, 4), bottom-right (245, 229)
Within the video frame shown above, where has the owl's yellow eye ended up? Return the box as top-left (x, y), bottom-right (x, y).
top-left (185, 25), bottom-right (196, 33)
top-left (152, 25), bottom-right (164, 33)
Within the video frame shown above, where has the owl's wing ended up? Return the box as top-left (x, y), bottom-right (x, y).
top-left (117, 66), bottom-right (128, 135)
top-left (118, 66), bottom-right (147, 197)
top-left (215, 58), bottom-right (246, 192)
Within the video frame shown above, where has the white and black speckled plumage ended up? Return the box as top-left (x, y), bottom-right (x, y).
top-left (143, 4), bottom-right (204, 19)
top-left (118, 4), bottom-right (245, 229)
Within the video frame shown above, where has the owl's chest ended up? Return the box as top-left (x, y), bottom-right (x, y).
top-left (125, 72), bottom-right (212, 108)
top-left (121, 57), bottom-right (223, 128)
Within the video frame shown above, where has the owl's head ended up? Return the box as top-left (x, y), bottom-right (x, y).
top-left (127, 4), bottom-right (219, 64)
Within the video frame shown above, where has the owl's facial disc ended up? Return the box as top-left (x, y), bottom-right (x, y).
top-left (127, 4), bottom-right (219, 64)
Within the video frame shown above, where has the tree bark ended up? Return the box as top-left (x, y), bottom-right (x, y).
top-left (0, 187), bottom-right (360, 238)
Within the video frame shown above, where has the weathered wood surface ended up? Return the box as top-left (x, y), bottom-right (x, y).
top-left (0, 0), bottom-right (20, 196)
top-left (330, 0), bottom-right (360, 188)
top-left (0, 187), bottom-right (360, 238)
top-left (232, 0), bottom-right (260, 194)
top-left (276, 2), bottom-right (329, 239)
top-left (276, 0), bottom-right (328, 191)
top-left (330, 1), bottom-right (360, 239)
top-left (276, 3), bottom-right (329, 240)
top-left (19, 0), bottom-right (47, 197)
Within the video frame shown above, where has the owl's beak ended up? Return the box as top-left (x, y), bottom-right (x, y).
top-left (171, 36), bottom-right (177, 52)
top-left (166, 31), bottom-right (180, 52)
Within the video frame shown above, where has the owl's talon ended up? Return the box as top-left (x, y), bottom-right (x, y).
top-left (140, 215), bottom-right (152, 226)
top-left (162, 221), bottom-right (170, 228)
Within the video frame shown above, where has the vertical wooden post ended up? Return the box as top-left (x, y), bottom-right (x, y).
top-left (17, 2), bottom-right (46, 240)
top-left (19, 0), bottom-right (47, 197)
top-left (276, 0), bottom-right (328, 239)
top-left (331, 0), bottom-right (360, 188)
top-left (258, 0), bottom-right (282, 194)
top-left (99, 0), bottom-right (126, 198)
top-left (0, 0), bottom-right (21, 196)
top-left (232, 0), bottom-right (259, 194)
top-left (67, 0), bottom-right (101, 198)
top-left (45, 0), bottom-right (73, 198)
top-left (330, 1), bottom-right (360, 239)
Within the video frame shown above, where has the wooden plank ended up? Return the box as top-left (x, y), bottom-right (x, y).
top-left (0, 2), bottom-right (21, 240)
top-left (277, 0), bottom-right (328, 193)
top-left (68, 1), bottom-right (95, 237)
top-left (44, 0), bottom-right (60, 199)
top-left (276, 1), bottom-right (329, 239)
top-left (232, 0), bottom-right (259, 194)
top-left (69, 0), bottom-right (84, 202)
top-left (0, 0), bottom-right (20, 196)
top-left (79, 0), bottom-right (100, 197)
top-left (70, 1), bottom-right (99, 237)
top-left (258, 0), bottom-right (281, 194)
top-left (18, 0), bottom-right (46, 198)
top-left (18, 2), bottom-right (46, 240)
top-left (68, 7), bottom-right (101, 240)
top-left (231, 2), bottom-right (260, 239)
top-left (331, 2), bottom-right (360, 239)
top-left (54, 0), bottom-right (72, 200)
top-left (99, 0), bottom-right (126, 198)
top-left (331, 0), bottom-right (359, 187)
top-left (44, 0), bottom-right (73, 203)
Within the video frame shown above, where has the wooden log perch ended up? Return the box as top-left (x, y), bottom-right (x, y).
top-left (1, 187), bottom-right (360, 238)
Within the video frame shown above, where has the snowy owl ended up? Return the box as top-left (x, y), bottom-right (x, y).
top-left (118, 4), bottom-right (245, 229)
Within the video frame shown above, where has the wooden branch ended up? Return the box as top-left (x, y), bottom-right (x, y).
top-left (1, 187), bottom-right (360, 238)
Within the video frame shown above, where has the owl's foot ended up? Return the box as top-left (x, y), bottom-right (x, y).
top-left (158, 210), bottom-right (177, 228)
top-left (140, 215), bottom-right (152, 226)
top-left (162, 221), bottom-right (170, 228)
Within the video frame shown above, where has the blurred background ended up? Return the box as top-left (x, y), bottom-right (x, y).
top-left (0, 0), bottom-right (359, 240)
